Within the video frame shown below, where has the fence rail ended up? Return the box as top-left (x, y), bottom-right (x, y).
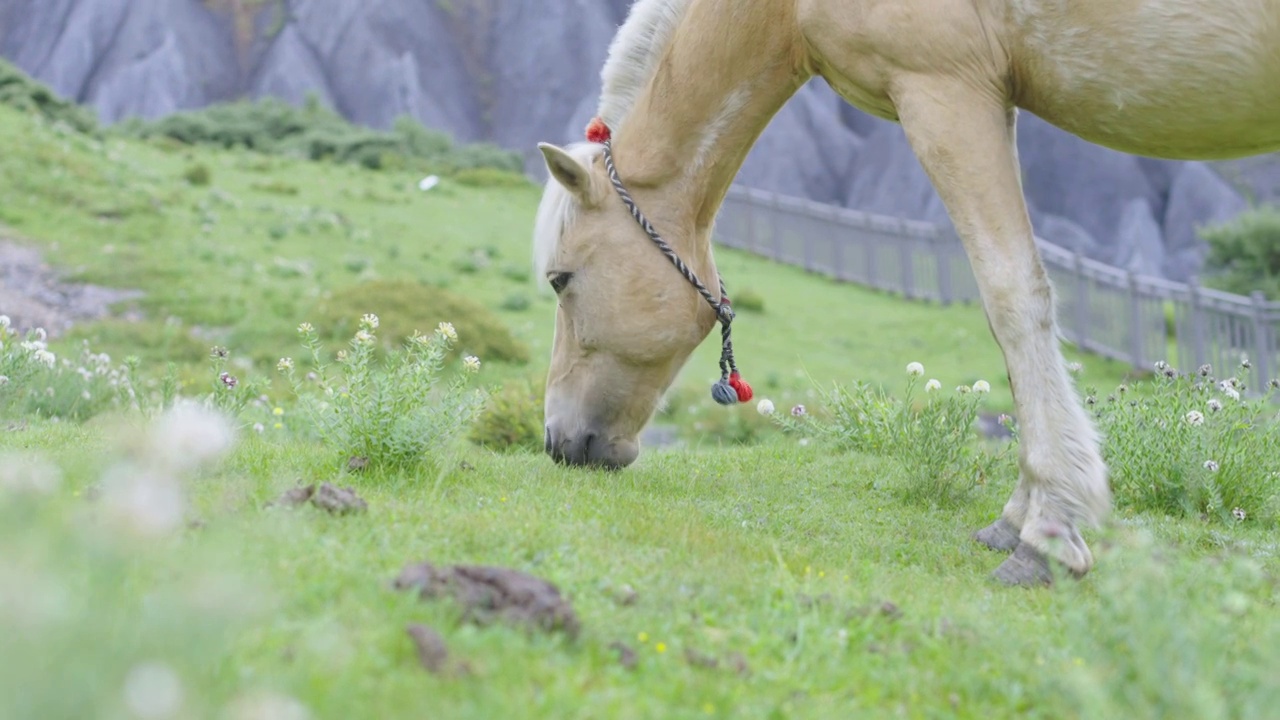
top-left (714, 185), bottom-right (1280, 389)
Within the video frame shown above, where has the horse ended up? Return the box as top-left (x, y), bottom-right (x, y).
top-left (531, 0), bottom-right (1280, 586)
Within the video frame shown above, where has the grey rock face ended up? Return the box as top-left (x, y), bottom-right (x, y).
top-left (2, 0), bottom-right (1271, 283)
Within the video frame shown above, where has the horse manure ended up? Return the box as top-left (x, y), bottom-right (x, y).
top-left (268, 482), bottom-right (367, 515)
top-left (393, 562), bottom-right (580, 639)
top-left (609, 641), bottom-right (638, 670)
top-left (346, 455), bottom-right (369, 473)
top-left (406, 623), bottom-right (449, 674)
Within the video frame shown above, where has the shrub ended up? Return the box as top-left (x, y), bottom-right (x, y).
top-left (0, 59), bottom-right (98, 134)
top-left (1084, 360), bottom-right (1280, 524)
top-left (469, 376), bottom-right (545, 453)
top-left (312, 279), bottom-right (530, 365)
top-left (732, 288), bottom-right (766, 314)
top-left (499, 293), bottom-right (530, 312)
top-left (282, 316), bottom-right (487, 472)
top-left (112, 98), bottom-right (524, 176)
top-left (183, 163), bottom-right (212, 186)
top-left (1200, 205), bottom-right (1280, 300)
top-left (769, 364), bottom-right (1010, 506)
top-left (658, 385), bottom-right (779, 447)
top-left (0, 320), bottom-right (140, 421)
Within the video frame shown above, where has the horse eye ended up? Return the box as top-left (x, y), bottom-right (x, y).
top-left (549, 272), bottom-right (573, 294)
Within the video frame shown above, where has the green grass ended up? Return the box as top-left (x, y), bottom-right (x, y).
top-left (5, 99), bottom-right (1276, 719)
top-left (0, 103), bottom-right (1135, 429)
top-left (3, 418), bottom-right (1278, 720)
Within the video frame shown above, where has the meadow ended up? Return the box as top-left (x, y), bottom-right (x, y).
top-left (2, 81), bottom-right (1279, 720)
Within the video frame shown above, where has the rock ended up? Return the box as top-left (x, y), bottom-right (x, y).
top-left (843, 121), bottom-right (950, 225)
top-left (1112, 199), bottom-right (1167, 277)
top-left (1162, 163), bottom-right (1250, 280)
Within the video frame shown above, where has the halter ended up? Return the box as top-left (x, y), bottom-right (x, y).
top-left (585, 117), bottom-right (752, 406)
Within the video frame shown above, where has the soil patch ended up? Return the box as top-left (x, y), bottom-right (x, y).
top-left (393, 562), bottom-right (580, 639)
top-left (0, 237), bottom-right (142, 337)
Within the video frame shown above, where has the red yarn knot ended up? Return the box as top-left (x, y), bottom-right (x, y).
top-left (728, 371), bottom-right (753, 403)
top-left (585, 117), bottom-right (611, 144)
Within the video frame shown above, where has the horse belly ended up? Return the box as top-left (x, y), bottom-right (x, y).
top-left (1012, 0), bottom-right (1280, 160)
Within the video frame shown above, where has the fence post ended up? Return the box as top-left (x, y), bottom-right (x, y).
top-left (864, 230), bottom-right (878, 288)
top-left (743, 189), bottom-right (757, 253)
top-left (1073, 249), bottom-right (1088, 349)
top-left (829, 205), bottom-right (845, 282)
top-left (1188, 276), bottom-right (1207, 369)
top-left (1126, 270), bottom-right (1144, 369)
top-left (899, 225), bottom-right (915, 299)
top-left (770, 193), bottom-right (784, 262)
top-left (1250, 291), bottom-right (1273, 391)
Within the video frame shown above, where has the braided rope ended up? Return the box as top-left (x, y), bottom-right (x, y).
top-left (599, 137), bottom-right (748, 404)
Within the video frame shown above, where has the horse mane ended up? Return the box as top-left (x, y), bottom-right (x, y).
top-left (532, 0), bottom-right (693, 280)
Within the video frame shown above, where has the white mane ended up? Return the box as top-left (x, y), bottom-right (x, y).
top-left (532, 0), bottom-right (693, 281)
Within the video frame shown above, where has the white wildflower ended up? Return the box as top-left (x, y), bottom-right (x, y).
top-left (756, 399), bottom-right (775, 416)
top-left (1154, 360), bottom-right (1169, 372)
top-left (1066, 361), bottom-right (1083, 375)
top-left (925, 378), bottom-right (941, 393)
top-left (1203, 460), bottom-right (1219, 472)
top-left (0, 314), bottom-right (9, 330)
top-left (791, 404), bottom-right (807, 417)
top-left (354, 329), bottom-right (373, 344)
top-left (1224, 387), bottom-right (1241, 402)
top-left (463, 355), bottom-right (481, 373)
top-left (123, 662), bottom-right (184, 720)
top-left (20, 340), bottom-right (44, 352)
top-left (1184, 410), bottom-right (1204, 426)
top-left (0, 451), bottom-right (62, 495)
top-left (436, 321), bottom-right (458, 342)
top-left (277, 357), bottom-right (294, 372)
top-left (1207, 399), bottom-right (1223, 413)
top-left (297, 322), bottom-right (314, 334)
top-left (35, 349), bottom-right (56, 368)
top-left (906, 362), bottom-right (924, 377)
top-left (973, 380), bottom-right (991, 394)
top-left (146, 400), bottom-right (237, 474)
top-left (33, 328), bottom-right (46, 342)
top-left (0, 376), bottom-right (8, 386)
top-left (359, 313), bottom-right (379, 330)
top-left (1232, 507), bottom-right (1246, 521)
top-left (956, 385), bottom-right (972, 394)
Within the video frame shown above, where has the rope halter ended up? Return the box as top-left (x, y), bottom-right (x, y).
top-left (585, 117), bottom-right (752, 406)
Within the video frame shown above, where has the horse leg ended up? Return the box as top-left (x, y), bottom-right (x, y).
top-left (892, 77), bottom-right (1111, 585)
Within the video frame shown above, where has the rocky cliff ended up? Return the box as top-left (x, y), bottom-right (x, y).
top-left (3, 0), bottom-right (1277, 281)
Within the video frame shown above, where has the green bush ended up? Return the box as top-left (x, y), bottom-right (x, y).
top-left (468, 376), bottom-right (545, 453)
top-left (731, 288), bottom-right (766, 314)
top-left (1200, 205), bottom-right (1280, 300)
top-left (771, 364), bottom-right (1011, 506)
top-left (0, 59), bottom-right (99, 134)
top-left (499, 293), bottom-right (530, 312)
top-left (112, 98), bottom-right (524, 176)
top-left (282, 316), bottom-right (487, 473)
top-left (1084, 360), bottom-right (1280, 524)
top-left (452, 167), bottom-right (531, 188)
top-left (183, 163), bottom-right (212, 186)
top-left (312, 279), bottom-right (530, 365)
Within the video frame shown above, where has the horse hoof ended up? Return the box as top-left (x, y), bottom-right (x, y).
top-left (992, 543), bottom-right (1054, 587)
top-left (973, 517), bottom-right (1021, 552)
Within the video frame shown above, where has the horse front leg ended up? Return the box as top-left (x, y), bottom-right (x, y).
top-left (892, 77), bottom-right (1111, 585)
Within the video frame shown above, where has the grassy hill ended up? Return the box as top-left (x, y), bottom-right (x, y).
top-left (2, 77), bottom-right (1278, 720)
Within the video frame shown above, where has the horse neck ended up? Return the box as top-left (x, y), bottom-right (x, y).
top-left (611, 0), bottom-right (808, 235)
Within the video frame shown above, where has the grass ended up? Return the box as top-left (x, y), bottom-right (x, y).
top-left (4, 417), bottom-right (1278, 720)
top-left (0, 102), bottom-right (1135, 430)
top-left (2, 98), bottom-right (1278, 719)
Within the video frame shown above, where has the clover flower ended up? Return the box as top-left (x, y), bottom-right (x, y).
top-left (791, 404), bottom-right (807, 417)
top-left (1184, 410), bottom-right (1204, 426)
top-left (756, 399), bottom-right (775, 416)
top-left (925, 379), bottom-right (941, 393)
top-left (34, 349), bottom-right (55, 368)
top-left (1207, 399), bottom-right (1222, 413)
top-left (1198, 364), bottom-right (1212, 378)
top-left (463, 355), bottom-right (481, 373)
top-left (354, 330), bottom-right (374, 345)
top-left (277, 357), bottom-right (294, 372)
top-left (906, 362), bottom-right (924, 377)
top-left (359, 313), bottom-right (380, 330)
top-left (973, 380), bottom-right (991, 394)
top-left (210, 346), bottom-right (229, 359)
top-left (1232, 507), bottom-right (1246, 521)
top-left (1203, 460), bottom-right (1219, 472)
top-left (219, 372), bottom-right (238, 389)
top-left (436, 321), bottom-right (458, 342)
top-left (956, 385), bottom-right (971, 394)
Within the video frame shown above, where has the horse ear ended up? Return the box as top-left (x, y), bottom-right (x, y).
top-left (538, 143), bottom-right (592, 197)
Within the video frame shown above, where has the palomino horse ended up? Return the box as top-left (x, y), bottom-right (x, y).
top-left (532, 0), bottom-right (1280, 585)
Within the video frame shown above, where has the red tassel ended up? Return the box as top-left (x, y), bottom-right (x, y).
top-left (585, 117), bottom-right (611, 144)
top-left (728, 371), bottom-right (752, 403)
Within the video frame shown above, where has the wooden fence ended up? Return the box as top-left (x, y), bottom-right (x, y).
top-left (714, 185), bottom-right (1280, 389)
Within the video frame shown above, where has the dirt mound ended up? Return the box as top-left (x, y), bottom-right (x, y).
top-left (393, 562), bottom-right (579, 638)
